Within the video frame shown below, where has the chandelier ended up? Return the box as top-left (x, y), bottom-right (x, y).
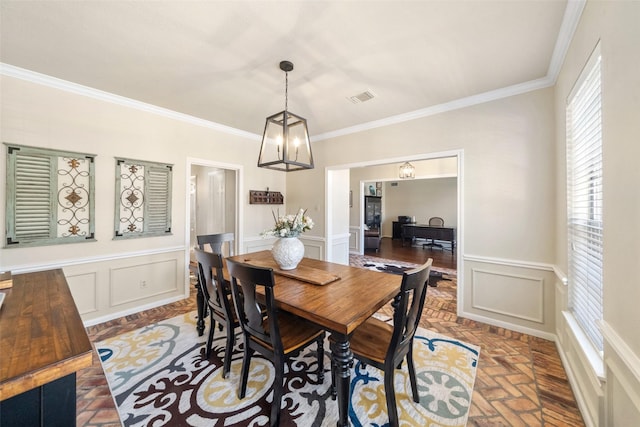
top-left (257, 61), bottom-right (314, 171)
top-left (399, 161), bottom-right (415, 179)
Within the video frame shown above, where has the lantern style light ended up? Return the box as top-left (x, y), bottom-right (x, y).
top-left (258, 61), bottom-right (314, 172)
top-left (399, 161), bottom-right (415, 179)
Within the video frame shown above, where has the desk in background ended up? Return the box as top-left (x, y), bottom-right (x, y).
top-left (0, 269), bottom-right (93, 426)
top-left (401, 223), bottom-right (456, 252)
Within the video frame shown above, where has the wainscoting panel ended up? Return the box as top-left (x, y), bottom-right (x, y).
top-left (349, 226), bottom-right (361, 253)
top-left (462, 257), bottom-right (556, 337)
top-left (328, 233), bottom-right (350, 264)
top-left (244, 237), bottom-right (274, 254)
top-left (65, 271), bottom-right (98, 315)
top-left (110, 259), bottom-right (179, 307)
top-left (471, 268), bottom-right (544, 323)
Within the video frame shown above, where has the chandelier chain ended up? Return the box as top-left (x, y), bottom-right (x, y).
top-left (285, 71), bottom-right (289, 113)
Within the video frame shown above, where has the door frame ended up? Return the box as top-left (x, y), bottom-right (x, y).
top-left (325, 149), bottom-right (464, 314)
top-left (185, 157), bottom-right (243, 293)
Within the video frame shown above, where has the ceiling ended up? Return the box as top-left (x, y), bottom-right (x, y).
top-left (1, 1), bottom-right (573, 140)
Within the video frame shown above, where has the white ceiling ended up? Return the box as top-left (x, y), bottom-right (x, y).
top-left (1, 1), bottom-right (574, 139)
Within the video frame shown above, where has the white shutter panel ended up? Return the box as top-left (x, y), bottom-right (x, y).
top-left (14, 153), bottom-right (54, 239)
top-left (146, 166), bottom-right (171, 233)
top-left (566, 47), bottom-right (603, 352)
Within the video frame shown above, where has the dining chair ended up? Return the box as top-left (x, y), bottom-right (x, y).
top-left (193, 247), bottom-right (239, 379)
top-left (225, 258), bottom-right (326, 427)
top-left (193, 233), bottom-right (235, 335)
top-left (332, 258), bottom-right (432, 427)
top-left (423, 217), bottom-right (444, 249)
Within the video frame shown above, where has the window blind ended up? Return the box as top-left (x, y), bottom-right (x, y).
top-left (566, 46), bottom-right (603, 352)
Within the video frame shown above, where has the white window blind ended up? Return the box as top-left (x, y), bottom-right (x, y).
top-left (566, 45), bottom-right (603, 352)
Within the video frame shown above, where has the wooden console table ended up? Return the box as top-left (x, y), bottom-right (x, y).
top-left (0, 269), bottom-right (93, 426)
top-left (401, 223), bottom-right (456, 252)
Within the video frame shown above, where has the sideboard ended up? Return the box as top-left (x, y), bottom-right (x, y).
top-left (0, 269), bottom-right (93, 426)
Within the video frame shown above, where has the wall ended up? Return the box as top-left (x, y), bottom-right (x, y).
top-left (383, 177), bottom-right (457, 234)
top-left (0, 74), bottom-right (286, 324)
top-left (314, 87), bottom-right (558, 340)
top-left (553, 1), bottom-right (640, 426)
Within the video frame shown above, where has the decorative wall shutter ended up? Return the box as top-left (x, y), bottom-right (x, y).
top-left (5, 144), bottom-right (95, 247)
top-left (115, 158), bottom-right (172, 238)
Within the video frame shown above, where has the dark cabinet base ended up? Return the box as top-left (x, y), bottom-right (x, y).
top-left (0, 374), bottom-right (76, 427)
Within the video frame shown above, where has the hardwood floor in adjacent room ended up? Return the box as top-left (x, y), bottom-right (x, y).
top-left (77, 239), bottom-right (584, 426)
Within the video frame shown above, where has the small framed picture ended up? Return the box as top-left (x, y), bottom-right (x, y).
top-left (376, 182), bottom-right (382, 189)
top-left (376, 189), bottom-right (382, 196)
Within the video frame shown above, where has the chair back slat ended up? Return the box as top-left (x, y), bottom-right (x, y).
top-left (226, 259), bottom-right (281, 352)
top-left (197, 232), bottom-right (235, 257)
top-left (387, 259), bottom-right (432, 363)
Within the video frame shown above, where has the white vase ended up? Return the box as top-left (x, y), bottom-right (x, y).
top-left (271, 236), bottom-right (304, 270)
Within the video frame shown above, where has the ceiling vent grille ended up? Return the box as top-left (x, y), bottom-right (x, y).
top-left (348, 90), bottom-right (376, 104)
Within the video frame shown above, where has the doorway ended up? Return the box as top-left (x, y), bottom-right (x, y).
top-left (187, 159), bottom-right (242, 265)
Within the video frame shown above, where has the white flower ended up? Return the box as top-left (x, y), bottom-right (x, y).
top-left (261, 208), bottom-right (313, 238)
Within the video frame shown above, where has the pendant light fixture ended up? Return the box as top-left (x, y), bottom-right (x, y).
top-left (258, 61), bottom-right (314, 171)
top-left (399, 161), bottom-right (415, 179)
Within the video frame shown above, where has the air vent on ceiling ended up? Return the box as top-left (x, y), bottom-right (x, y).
top-left (348, 90), bottom-right (376, 104)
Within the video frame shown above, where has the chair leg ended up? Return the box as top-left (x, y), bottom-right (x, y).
top-left (407, 352), bottom-right (419, 403)
top-left (317, 333), bottom-right (325, 381)
top-left (238, 344), bottom-right (253, 399)
top-left (270, 359), bottom-right (285, 427)
top-left (222, 325), bottom-right (235, 379)
top-left (384, 369), bottom-right (400, 427)
top-left (205, 314), bottom-right (216, 359)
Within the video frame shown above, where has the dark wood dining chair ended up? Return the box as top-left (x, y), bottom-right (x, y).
top-left (193, 247), bottom-right (239, 379)
top-left (193, 233), bottom-right (235, 336)
top-left (225, 258), bottom-right (325, 427)
top-left (332, 258), bottom-right (432, 427)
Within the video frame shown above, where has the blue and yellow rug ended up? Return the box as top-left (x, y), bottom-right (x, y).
top-left (96, 312), bottom-right (478, 426)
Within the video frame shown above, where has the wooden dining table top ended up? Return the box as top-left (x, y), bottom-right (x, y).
top-left (226, 250), bottom-right (403, 336)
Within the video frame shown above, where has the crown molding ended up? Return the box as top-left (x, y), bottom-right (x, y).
top-left (0, 63), bottom-right (261, 142)
top-left (547, 0), bottom-right (587, 83)
top-left (313, 76), bottom-right (554, 141)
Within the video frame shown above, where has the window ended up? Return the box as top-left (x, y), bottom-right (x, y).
top-left (114, 158), bottom-right (173, 238)
top-left (5, 143), bottom-right (96, 247)
top-left (566, 44), bottom-right (603, 352)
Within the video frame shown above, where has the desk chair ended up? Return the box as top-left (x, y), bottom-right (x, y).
top-left (226, 259), bottom-right (325, 427)
top-left (423, 217), bottom-right (444, 249)
top-left (194, 248), bottom-right (239, 379)
top-left (331, 259), bottom-right (432, 427)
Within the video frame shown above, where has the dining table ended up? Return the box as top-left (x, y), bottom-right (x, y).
top-left (226, 250), bottom-right (403, 427)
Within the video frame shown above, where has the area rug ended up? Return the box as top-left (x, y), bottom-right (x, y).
top-left (97, 312), bottom-right (478, 427)
top-left (350, 254), bottom-right (456, 284)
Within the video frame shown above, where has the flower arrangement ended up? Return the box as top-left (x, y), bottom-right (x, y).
top-left (262, 208), bottom-right (314, 238)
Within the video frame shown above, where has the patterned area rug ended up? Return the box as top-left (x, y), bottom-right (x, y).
top-left (97, 312), bottom-right (478, 427)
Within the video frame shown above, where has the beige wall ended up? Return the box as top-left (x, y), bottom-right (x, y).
top-left (0, 75), bottom-right (287, 323)
top-left (553, 1), bottom-right (640, 426)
